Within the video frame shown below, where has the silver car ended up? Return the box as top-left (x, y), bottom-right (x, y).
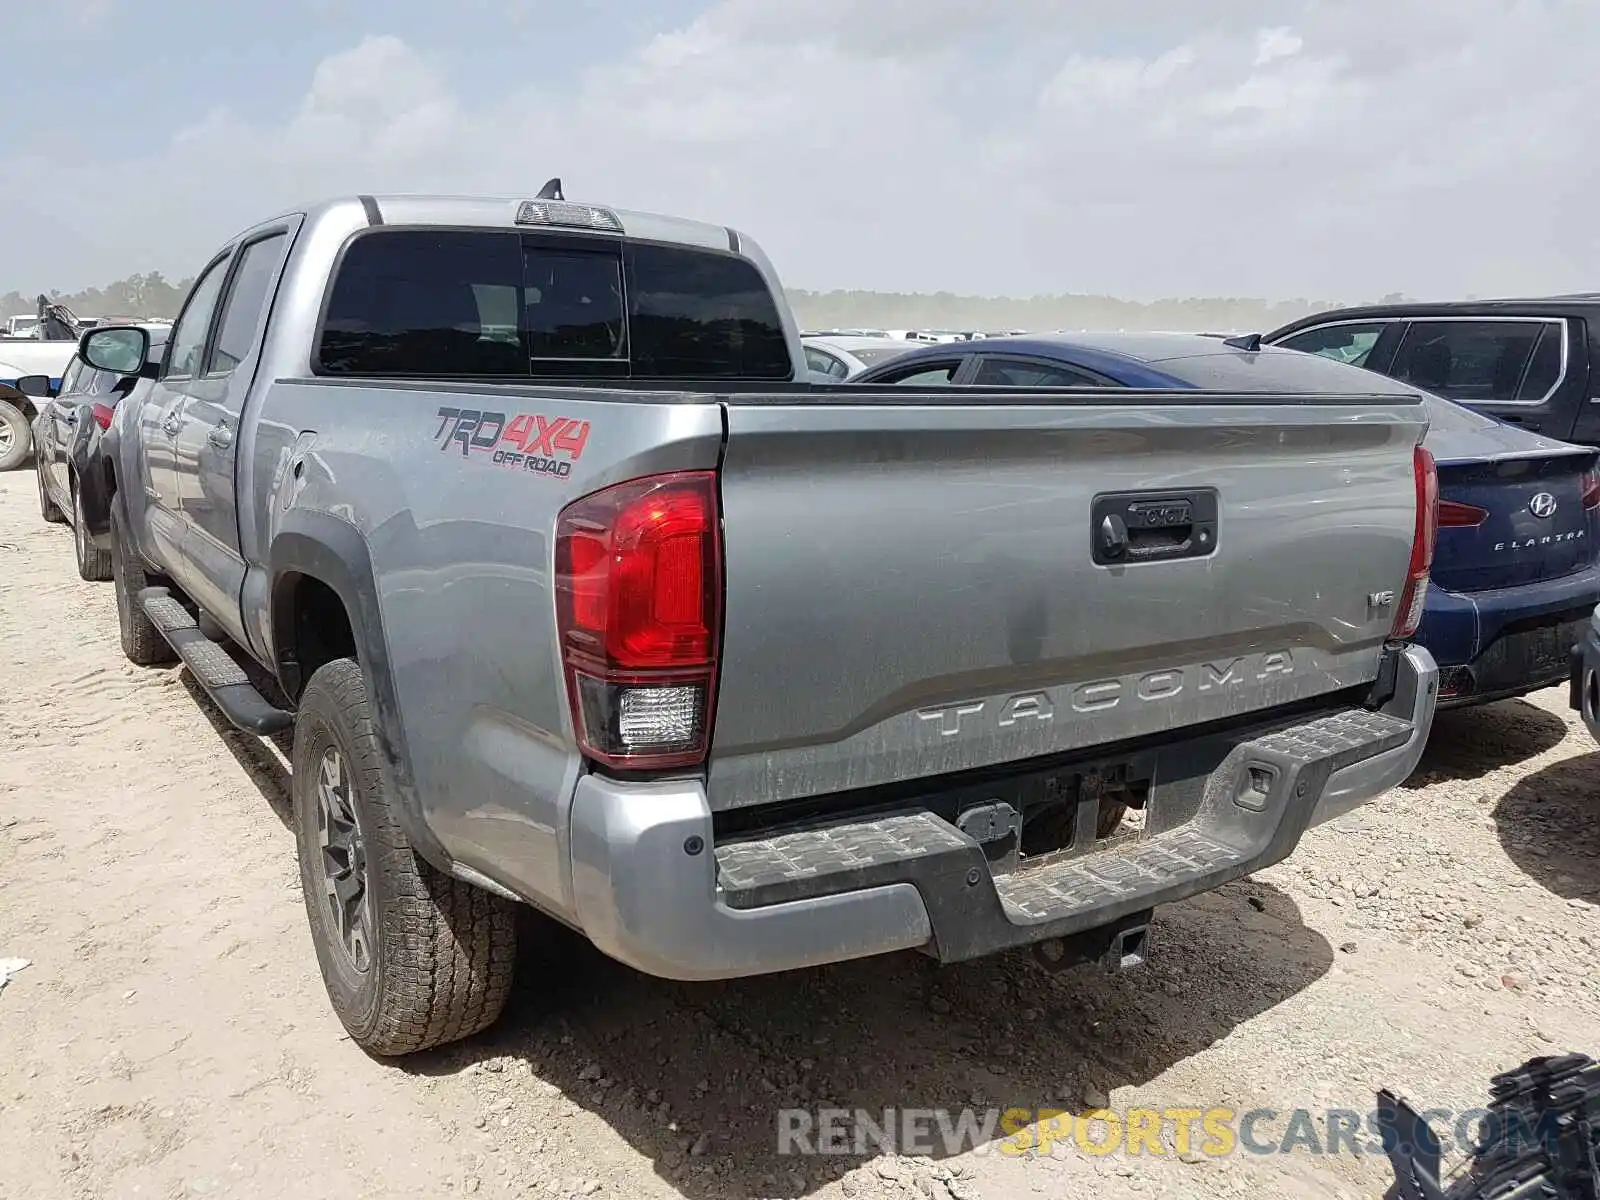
top-left (801, 334), bottom-right (920, 380)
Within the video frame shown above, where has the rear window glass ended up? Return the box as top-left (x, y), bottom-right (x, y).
top-left (627, 243), bottom-right (790, 379)
top-left (315, 229), bottom-right (791, 380)
top-left (850, 345), bottom-right (916, 365)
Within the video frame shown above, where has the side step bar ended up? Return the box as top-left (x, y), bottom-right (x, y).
top-left (138, 588), bottom-right (292, 735)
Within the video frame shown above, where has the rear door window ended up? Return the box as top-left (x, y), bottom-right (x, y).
top-left (315, 229), bottom-right (791, 380)
top-left (165, 255), bottom-right (233, 380)
top-left (804, 347), bottom-right (848, 379)
top-left (1388, 319), bottom-right (1563, 404)
top-left (208, 233), bottom-right (290, 378)
top-left (57, 358), bottom-right (85, 396)
top-left (874, 360), bottom-right (964, 386)
top-left (1515, 322), bottom-right (1564, 402)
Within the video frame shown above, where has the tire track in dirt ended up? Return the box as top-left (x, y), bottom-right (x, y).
top-left (0, 474), bottom-right (486, 1199)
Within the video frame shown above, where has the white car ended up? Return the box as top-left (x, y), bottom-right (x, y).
top-left (802, 335), bottom-right (922, 380)
top-left (0, 339), bottom-right (80, 470)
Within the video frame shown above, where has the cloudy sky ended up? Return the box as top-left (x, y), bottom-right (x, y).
top-left (3, 0), bottom-right (1593, 301)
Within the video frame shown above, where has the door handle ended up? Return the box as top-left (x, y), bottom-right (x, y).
top-left (161, 415), bottom-right (181, 436)
top-left (208, 424), bottom-right (233, 449)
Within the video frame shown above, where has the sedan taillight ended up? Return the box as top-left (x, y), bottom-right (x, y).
top-left (1437, 499), bottom-right (1487, 527)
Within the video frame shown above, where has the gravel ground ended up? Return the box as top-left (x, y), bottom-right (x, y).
top-left (1, 466), bottom-right (1597, 1200)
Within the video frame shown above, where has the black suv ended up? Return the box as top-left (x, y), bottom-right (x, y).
top-left (1266, 297), bottom-right (1600, 446)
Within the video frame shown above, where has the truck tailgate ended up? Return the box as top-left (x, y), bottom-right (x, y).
top-left (708, 392), bottom-right (1428, 809)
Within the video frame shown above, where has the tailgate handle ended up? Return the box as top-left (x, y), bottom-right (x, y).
top-left (1092, 490), bottom-right (1219, 566)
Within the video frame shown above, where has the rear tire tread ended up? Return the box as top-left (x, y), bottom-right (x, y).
top-left (111, 506), bottom-right (176, 666)
top-left (295, 659), bottom-right (516, 1056)
top-left (36, 460), bottom-right (64, 524)
top-left (73, 482), bottom-right (112, 581)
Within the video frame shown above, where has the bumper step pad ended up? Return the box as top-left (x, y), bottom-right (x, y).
top-left (714, 705), bottom-right (1413, 962)
top-left (138, 588), bottom-right (292, 735)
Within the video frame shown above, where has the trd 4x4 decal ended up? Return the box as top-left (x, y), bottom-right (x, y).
top-left (433, 407), bottom-right (591, 479)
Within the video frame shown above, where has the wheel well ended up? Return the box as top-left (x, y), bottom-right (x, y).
top-left (275, 573), bottom-right (357, 703)
top-left (0, 388), bottom-right (35, 422)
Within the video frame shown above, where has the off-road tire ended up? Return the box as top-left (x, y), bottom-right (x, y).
top-left (73, 480), bottom-right (112, 581)
top-left (36, 458), bottom-right (64, 523)
top-left (293, 658), bottom-right (517, 1056)
top-left (0, 402), bottom-right (30, 472)
top-left (111, 504), bottom-right (176, 665)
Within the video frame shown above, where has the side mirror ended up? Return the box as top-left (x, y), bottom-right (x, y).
top-left (80, 326), bottom-right (149, 376)
top-left (15, 374), bottom-right (55, 398)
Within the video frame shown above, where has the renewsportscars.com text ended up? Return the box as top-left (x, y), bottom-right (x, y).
top-left (777, 1105), bottom-right (1567, 1160)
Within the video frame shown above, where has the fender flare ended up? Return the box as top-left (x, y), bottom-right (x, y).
top-left (268, 510), bottom-right (451, 872)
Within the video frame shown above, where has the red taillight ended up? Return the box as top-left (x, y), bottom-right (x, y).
top-left (90, 403), bottom-right (114, 431)
top-left (1437, 499), bottom-right (1487, 527)
top-left (555, 471), bottom-right (721, 769)
top-left (1391, 444), bottom-right (1438, 640)
top-left (1583, 467), bottom-right (1600, 510)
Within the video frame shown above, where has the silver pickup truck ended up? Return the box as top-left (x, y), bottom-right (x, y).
top-left (86, 190), bottom-right (1441, 1056)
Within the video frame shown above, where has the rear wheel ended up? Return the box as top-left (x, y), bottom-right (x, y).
top-left (111, 504), bottom-right (176, 665)
top-left (36, 458), bottom-right (63, 524)
top-left (73, 480), bottom-right (112, 581)
top-left (0, 402), bottom-right (29, 472)
top-left (293, 658), bottom-right (517, 1056)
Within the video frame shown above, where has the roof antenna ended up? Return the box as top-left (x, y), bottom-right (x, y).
top-left (536, 177), bottom-right (563, 201)
top-left (1223, 332), bottom-right (1263, 352)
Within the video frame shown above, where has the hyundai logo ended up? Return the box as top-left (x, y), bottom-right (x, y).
top-left (1529, 492), bottom-right (1559, 518)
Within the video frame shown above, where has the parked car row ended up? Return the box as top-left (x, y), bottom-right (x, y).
top-left (24, 183), bottom-right (1589, 1066)
top-left (24, 323), bottom-right (171, 580)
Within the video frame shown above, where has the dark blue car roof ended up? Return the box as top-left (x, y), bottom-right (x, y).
top-left (868, 331), bottom-right (1425, 395)
top-left (865, 331), bottom-right (1591, 465)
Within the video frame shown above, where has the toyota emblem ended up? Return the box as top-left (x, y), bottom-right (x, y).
top-left (1529, 492), bottom-right (1558, 518)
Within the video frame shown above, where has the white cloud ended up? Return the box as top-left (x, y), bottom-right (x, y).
top-left (5, 0), bottom-right (1599, 302)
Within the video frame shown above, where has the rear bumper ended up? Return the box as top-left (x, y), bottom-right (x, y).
top-left (566, 645), bottom-right (1437, 981)
top-left (1419, 569), bottom-right (1600, 708)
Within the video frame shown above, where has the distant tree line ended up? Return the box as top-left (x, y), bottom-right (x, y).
top-left (0, 273), bottom-right (197, 322)
top-left (1, 271), bottom-right (1411, 332)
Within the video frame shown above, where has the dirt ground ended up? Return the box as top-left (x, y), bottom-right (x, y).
top-left (2, 467), bottom-right (1597, 1200)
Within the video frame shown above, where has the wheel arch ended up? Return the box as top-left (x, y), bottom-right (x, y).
top-left (0, 384), bottom-right (38, 422)
top-left (268, 510), bottom-right (451, 872)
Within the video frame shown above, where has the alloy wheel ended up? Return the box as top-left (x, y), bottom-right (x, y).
top-left (314, 745), bottom-right (374, 973)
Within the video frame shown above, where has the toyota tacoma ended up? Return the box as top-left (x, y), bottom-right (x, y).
top-left (92, 188), bottom-right (1442, 1055)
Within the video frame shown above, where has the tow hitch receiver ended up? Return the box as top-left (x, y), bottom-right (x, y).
top-left (1032, 909), bottom-right (1154, 975)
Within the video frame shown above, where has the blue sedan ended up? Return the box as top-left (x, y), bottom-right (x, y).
top-left (851, 332), bottom-right (1600, 709)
